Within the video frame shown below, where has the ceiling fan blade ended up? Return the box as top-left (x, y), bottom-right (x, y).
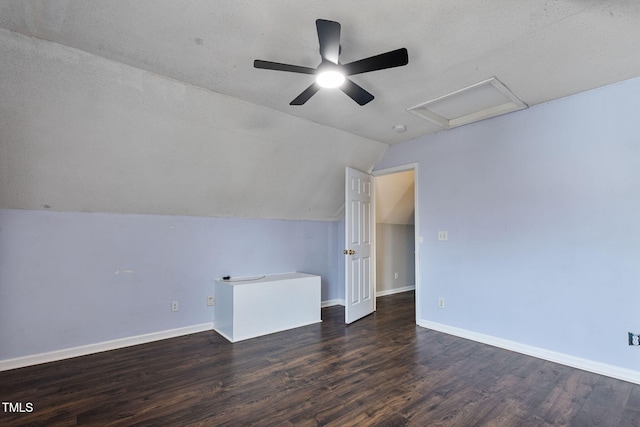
top-left (340, 78), bottom-right (374, 105)
top-left (254, 60), bottom-right (316, 75)
top-left (290, 83), bottom-right (322, 105)
top-left (316, 19), bottom-right (341, 64)
top-left (342, 48), bottom-right (408, 76)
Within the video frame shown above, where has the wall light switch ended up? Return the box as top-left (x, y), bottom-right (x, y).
top-left (438, 231), bottom-right (448, 241)
top-left (419, 236), bottom-right (424, 243)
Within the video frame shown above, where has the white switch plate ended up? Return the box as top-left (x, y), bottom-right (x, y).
top-left (438, 231), bottom-right (448, 241)
top-left (419, 236), bottom-right (424, 243)
top-left (438, 298), bottom-right (445, 308)
top-left (207, 296), bottom-right (215, 306)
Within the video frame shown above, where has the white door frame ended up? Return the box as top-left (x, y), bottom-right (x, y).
top-left (372, 163), bottom-right (420, 324)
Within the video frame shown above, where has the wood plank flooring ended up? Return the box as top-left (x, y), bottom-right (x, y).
top-left (2, 291), bottom-right (640, 426)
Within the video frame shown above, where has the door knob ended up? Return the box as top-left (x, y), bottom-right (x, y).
top-left (348, 249), bottom-right (356, 255)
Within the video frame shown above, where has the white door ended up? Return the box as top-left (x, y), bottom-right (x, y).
top-left (344, 167), bottom-right (375, 323)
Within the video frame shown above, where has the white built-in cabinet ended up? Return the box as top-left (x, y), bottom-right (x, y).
top-left (213, 272), bottom-right (321, 342)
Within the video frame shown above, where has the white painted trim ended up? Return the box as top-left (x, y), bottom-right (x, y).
top-left (418, 320), bottom-right (640, 385)
top-left (372, 163), bottom-right (419, 177)
top-left (376, 285), bottom-right (415, 297)
top-left (372, 171), bottom-right (377, 315)
top-left (322, 299), bottom-right (345, 307)
top-left (0, 323), bottom-right (213, 372)
top-left (211, 326), bottom-right (234, 343)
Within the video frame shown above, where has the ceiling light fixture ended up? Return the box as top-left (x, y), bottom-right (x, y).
top-left (393, 124), bottom-right (407, 133)
top-left (316, 69), bottom-right (345, 88)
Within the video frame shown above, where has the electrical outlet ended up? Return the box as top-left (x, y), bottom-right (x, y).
top-left (207, 296), bottom-right (215, 306)
top-left (171, 300), bottom-right (179, 312)
top-left (438, 298), bottom-right (445, 309)
top-left (629, 332), bottom-right (640, 346)
top-left (394, 272), bottom-right (399, 279)
top-left (438, 231), bottom-right (448, 241)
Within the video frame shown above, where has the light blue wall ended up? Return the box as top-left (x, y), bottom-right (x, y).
top-left (0, 209), bottom-right (341, 360)
top-left (375, 76), bottom-right (640, 370)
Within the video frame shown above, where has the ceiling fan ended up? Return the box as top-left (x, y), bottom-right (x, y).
top-left (254, 19), bottom-right (409, 106)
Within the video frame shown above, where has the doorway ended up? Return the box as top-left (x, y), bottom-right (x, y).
top-left (373, 164), bottom-right (419, 323)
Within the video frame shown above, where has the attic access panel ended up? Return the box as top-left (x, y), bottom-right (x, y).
top-left (407, 77), bottom-right (527, 130)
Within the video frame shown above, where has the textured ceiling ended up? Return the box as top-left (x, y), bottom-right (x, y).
top-left (1, 1), bottom-right (640, 221)
top-left (2, 0), bottom-right (640, 145)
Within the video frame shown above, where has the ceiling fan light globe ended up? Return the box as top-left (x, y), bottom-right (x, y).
top-left (316, 70), bottom-right (345, 88)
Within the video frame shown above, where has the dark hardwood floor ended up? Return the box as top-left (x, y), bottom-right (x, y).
top-left (2, 291), bottom-right (640, 426)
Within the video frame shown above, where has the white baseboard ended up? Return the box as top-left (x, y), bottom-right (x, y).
top-left (1, 299), bottom-right (346, 371)
top-left (0, 322), bottom-right (214, 372)
top-left (376, 285), bottom-right (415, 297)
top-left (418, 319), bottom-right (640, 385)
top-left (211, 326), bottom-right (235, 343)
top-left (322, 299), bottom-right (345, 307)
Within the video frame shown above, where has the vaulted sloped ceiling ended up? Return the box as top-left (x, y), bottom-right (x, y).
top-left (376, 171), bottom-right (415, 225)
top-left (1, 1), bottom-right (639, 220)
top-left (0, 29), bottom-right (386, 220)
